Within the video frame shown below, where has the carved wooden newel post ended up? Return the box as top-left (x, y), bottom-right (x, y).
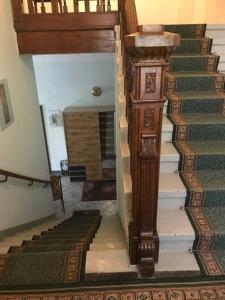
top-left (125, 25), bottom-right (179, 277)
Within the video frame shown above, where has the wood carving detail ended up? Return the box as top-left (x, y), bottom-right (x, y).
top-left (144, 107), bottom-right (154, 128)
top-left (140, 135), bottom-right (158, 160)
top-left (145, 73), bottom-right (156, 94)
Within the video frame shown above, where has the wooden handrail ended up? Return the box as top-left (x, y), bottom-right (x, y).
top-left (0, 169), bottom-right (50, 186)
top-left (120, 0), bottom-right (138, 35)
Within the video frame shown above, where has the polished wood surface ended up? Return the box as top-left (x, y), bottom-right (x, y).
top-left (124, 0), bottom-right (138, 34)
top-left (17, 30), bottom-right (115, 54)
top-left (11, 0), bottom-right (119, 54)
top-left (13, 12), bottom-right (119, 31)
top-left (125, 27), bottom-right (179, 276)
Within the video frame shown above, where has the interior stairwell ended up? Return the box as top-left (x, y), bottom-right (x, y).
top-left (2, 0), bottom-right (225, 293)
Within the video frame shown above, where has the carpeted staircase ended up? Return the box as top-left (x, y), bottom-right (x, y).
top-left (165, 24), bottom-right (225, 276)
top-left (0, 210), bottom-right (101, 289)
top-left (99, 111), bottom-right (115, 159)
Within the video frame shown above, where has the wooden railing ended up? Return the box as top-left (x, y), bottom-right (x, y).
top-left (17, 0), bottom-right (117, 14)
top-left (11, 0), bottom-right (120, 53)
top-left (0, 169), bottom-right (50, 186)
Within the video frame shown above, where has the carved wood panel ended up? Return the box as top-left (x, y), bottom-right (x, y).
top-left (126, 28), bottom-right (179, 277)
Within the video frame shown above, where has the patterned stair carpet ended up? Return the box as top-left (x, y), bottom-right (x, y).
top-left (165, 24), bottom-right (225, 276)
top-left (0, 210), bottom-right (101, 289)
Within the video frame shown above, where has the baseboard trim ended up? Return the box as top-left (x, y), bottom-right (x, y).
top-left (0, 214), bottom-right (56, 240)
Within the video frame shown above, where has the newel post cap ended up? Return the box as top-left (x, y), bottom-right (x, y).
top-left (125, 24), bottom-right (180, 48)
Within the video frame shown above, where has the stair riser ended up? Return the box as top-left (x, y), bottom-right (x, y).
top-left (165, 24), bottom-right (206, 38)
top-left (160, 162), bottom-right (179, 173)
top-left (167, 98), bottom-right (225, 114)
top-left (174, 124), bottom-right (225, 141)
top-left (165, 74), bottom-right (224, 93)
top-left (158, 197), bottom-right (185, 210)
top-left (160, 239), bottom-right (194, 251)
top-left (170, 55), bottom-right (219, 72)
top-left (162, 131), bottom-right (173, 142)
top-left (174, 38), bottom-right (212, 54)
top-left (179, 154), bottom-right (225, 171)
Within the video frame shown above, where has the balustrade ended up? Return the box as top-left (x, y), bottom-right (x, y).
top-left (18, 0), bottom-right (116, 14)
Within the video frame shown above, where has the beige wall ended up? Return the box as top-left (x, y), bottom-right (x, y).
top-left (136, 0), bottom-right (225, 25)
top-left (0, 1), bottom-right (54, 231)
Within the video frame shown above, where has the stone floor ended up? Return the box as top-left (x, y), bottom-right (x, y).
top-left (54, 176), bottom-right (118, 219)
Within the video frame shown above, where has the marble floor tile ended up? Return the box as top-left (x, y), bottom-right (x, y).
top-left (54, 176), bottom-right (118, 218)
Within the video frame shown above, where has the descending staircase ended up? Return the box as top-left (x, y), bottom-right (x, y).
top-left (85, 214), bottom-right (135, 274)
top-left (99, 111), bottom-right (115, 159)
top-left (0, 217), bottom-right (64, 254)
top-left (0, 211), bottom-right (101, 288)
top-left (164, 24), bottom-right (225, 276)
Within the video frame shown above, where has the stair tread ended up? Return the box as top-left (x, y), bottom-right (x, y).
top-left (156, 250), bottom-right (199, 272)
top-left (86, 249), bottom-right (137, 274)
top-left (158, 208), bottom-right (195, 239)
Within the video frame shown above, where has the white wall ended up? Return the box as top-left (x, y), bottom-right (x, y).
top-left (0, 1), bottom-right (55, 231)
top-left (206, 25), bottom-right (225, 74)
top-left (33, 54), bottom-right (115, 171)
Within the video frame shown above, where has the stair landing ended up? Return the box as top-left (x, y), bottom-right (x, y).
top-left (85, 214), bottom-right (199, 276)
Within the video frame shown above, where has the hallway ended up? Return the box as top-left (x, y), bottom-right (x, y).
top-left (54, 176), bottom-right (118, 219)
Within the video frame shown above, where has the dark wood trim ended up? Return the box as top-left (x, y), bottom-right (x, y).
top-left (124, 0), bottom-right (138, 34)
top-left (40, 105), bottom-right (51, 172)
top-left (13, 12), bottom-right (119, 32)
top-left (11, 0), bottom-right (119, 54)
top-left (125, 27), bottom-right (180, 277)
top-left (0, 169), bottom-right (50, 185)
top-left (16, 30), bottom-right (115, 54)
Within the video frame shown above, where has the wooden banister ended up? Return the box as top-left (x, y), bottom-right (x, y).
top-left (0, 169), bottom-right (50, 186)
top-left (125, 25), bottom-right (180, 276)
top-left (124, 0), bottom-right (138, 34)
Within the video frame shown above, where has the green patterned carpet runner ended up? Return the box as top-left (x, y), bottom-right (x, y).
top-left (0, 210), bottom-right (101, 289)
top-left (165, 24), bottom-right (225, 276)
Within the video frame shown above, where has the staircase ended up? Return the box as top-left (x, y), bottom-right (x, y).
top-left (164, 24), bottom-right (225, 276)
top-left (99, 111), bottom-right (115, 159)
top-left (0, 211), bottom-right (101, 287)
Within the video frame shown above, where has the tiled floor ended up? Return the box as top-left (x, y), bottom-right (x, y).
top-left (54, 176), bottom-right (118, 219)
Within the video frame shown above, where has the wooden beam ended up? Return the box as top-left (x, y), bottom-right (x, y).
top-left (17, 30), bottom-right (115, 54)
top-left (13, 12), bottom-right (119, 31)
